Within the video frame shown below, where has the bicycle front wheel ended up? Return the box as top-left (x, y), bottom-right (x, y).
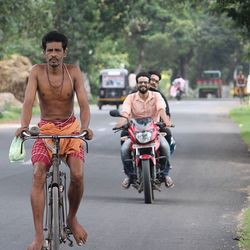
top-left (51, 186), bottom-right (60, 250)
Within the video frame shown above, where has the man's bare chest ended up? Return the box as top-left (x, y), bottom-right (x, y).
top-left (37, 72), bottom-right (74, 101)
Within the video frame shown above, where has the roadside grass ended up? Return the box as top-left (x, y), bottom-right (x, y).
top-left (229, 104), bottom-right (250, 250)
top-left (90, 95), bottom-right (98, 105)
top-left (0, 96), bottom-right (97, 123)
top-left (229, 105), bottom-right (250, 147)
top-left (239, 209), bottom-right (250, 249)
top-left (0, 105), bottom-right (40, 123)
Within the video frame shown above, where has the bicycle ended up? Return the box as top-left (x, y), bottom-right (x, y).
top-left (22, 127), bottom-right (88, 250)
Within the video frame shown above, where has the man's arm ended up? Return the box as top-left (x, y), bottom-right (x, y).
top-left (73, 66), bottom-right (93, 139)
top-left (115, 94), bottom-right (132, 128)
top-left (159, 109), bottom-right (171, 127)
top-left (115, 116), bottom-right (128, 128)
top-left (15, 66), bottom-right (38, 136)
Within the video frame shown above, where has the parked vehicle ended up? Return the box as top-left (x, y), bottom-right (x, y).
top-left (196, 70), bottom-right (222, 98)
top-left (98, 68), bottom-right (130, 110)
top-left (110, 109), bottom-right (173, 204)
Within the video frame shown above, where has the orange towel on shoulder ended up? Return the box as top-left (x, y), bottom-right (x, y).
top-left (40, 119), bottom-right (83, 158)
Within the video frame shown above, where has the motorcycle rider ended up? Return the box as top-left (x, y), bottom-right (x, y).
top-left (115, 71), bottom-right (174, 189)
top-left (170, 76), bottom-right (185, 99)
top-left (148, 70), bottom-right (176, 154)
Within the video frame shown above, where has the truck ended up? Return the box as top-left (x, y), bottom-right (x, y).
top-left (196, 70), bottom-right (222, 98)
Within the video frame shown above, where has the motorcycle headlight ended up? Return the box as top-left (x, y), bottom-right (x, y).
top-left (135, 131), bottom-right (152, 144)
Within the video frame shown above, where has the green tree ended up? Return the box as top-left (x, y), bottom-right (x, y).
top-left (210, 0), bottom-right (250, 35)
top-left (0, 0), bottom-right (53, 60)
top-left (0, 0), bottom-right (248, 94)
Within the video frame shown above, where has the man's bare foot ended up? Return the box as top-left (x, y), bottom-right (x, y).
top-left (27, 238), bottom-right (44, 250)
top-left (67, 217), bottom-right (88, 246)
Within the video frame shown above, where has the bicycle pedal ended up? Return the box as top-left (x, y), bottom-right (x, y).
top-left (138, 183), bottom-right (143, 193)
top-left (65, 226), bottom-right (73, 235)
top-left (61, 232), bottom-right (67, 243)
top-left (67, 236), bottom-right (74, 247)
top-left (131, 183), bottom-right (139, 190)
top-left (43, 240), bottom-right (49, 250)
top-left (153, 184), bottom-right (161, 192)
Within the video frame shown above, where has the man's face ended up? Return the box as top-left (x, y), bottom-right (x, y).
top-left (150, 74), bottom-right (160, 89)
top-left (137, 76), bottom-right (150, 94)
top-left (44, 42), bottom-right (67, 68)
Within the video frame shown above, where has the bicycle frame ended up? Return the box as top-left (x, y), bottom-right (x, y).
top-left (22, 130), bottom-right (88, 250)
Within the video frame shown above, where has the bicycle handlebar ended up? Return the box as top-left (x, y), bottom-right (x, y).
top-left (22, 131), bottom-right (88, 140)
top-left (21, 127), bottom-right (89, 153)
top-left (22, 127), bottom-right (88, 140)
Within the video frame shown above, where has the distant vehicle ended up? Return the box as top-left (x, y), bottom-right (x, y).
top-left (97, 68), bottom-right (130, 110)
top-left (233, 71), bottom-right (248, 98)
top-left (196, 70), bottom-right (222, 98)
top-left (170, 77), bottom-right (186, 100)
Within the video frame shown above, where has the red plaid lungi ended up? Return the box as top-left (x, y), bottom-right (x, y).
top-left (31, 116), bottom-right (84, 168)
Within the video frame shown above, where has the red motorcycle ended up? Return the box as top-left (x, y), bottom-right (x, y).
top-left (110, 110), bottom-right (171, 204)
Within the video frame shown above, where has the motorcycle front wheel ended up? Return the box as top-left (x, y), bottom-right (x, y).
top-left (142, 159), bottom-right (153, 204)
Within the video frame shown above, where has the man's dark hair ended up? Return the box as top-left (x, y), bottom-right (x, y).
top-left (136, 71), bottom-right (151, 83)
top-left (42, 31), bottom-right (68, 51)
top-left (148, 70), bottom-right (161, 81)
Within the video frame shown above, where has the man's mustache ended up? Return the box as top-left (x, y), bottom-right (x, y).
top-left (49, 57), bottom-right (58, 62)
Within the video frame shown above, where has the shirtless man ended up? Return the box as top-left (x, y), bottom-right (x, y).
top-left (15, 31), bottom-right (93, 250)
top-left (235, 70), bottom-right (247, 98)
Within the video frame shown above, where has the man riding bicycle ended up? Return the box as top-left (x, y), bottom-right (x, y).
top-left (235, 70), bottom-right (247, 98)
top-left (15, 31), bottom-right (93, 250)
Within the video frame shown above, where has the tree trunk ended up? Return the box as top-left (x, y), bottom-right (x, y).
top-left (135, 42), bottom-right (145, 74)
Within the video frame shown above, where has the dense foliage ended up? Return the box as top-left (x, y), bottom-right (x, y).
top-left (0, 0), bottom-right (249, 93)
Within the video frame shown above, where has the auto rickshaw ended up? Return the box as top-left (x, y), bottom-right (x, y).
top-left (97, 68), bottom-right (131, 110)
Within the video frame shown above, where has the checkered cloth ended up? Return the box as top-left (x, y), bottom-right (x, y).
top-left (31, 116), bottom-right (84, 168)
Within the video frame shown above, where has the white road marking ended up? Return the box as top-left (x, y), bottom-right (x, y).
top-left (22, 159), bottom-right (32, 165)
top-left (97, 128), bottom-right (107, 132)
top-left (0, 123), bottom-right (37, 129)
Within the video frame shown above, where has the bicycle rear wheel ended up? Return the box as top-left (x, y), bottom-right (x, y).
top-left (51, 186), bottom-right (60, 250)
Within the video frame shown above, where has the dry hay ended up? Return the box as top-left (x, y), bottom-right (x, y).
top-left (0, 92), bottom-right (22, 111)
top-left (0, 54), bottom-right (32, 102)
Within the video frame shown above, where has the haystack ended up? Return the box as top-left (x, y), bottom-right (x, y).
top-left (0, 54), bottom-right (32, 102)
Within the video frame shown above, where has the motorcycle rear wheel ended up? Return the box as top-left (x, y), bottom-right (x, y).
top-left (142, 159), bottom-right (153, 204)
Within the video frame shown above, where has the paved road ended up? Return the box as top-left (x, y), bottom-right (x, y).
top-left (0, 99), bottom-right (249, 250)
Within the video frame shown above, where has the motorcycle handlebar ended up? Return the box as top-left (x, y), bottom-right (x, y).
top-left (112, 123), bottom-right (175, 132)
top-left (156, 122), bottom-right (175, 128)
